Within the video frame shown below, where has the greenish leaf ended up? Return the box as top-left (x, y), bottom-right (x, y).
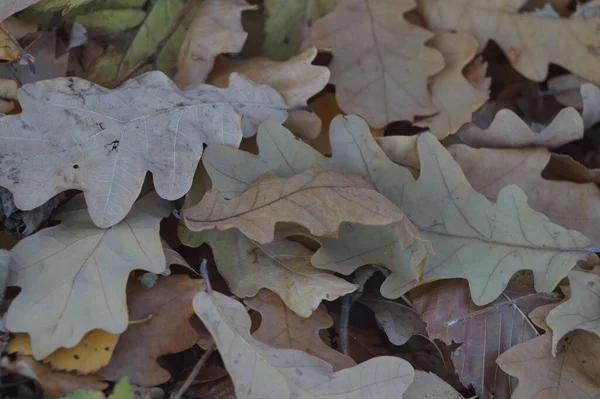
top-left (75, 9), bottom-right (145, 34)
top-left (262, 0), bottom-right (336, 60)
top-left (59, 377), bottom-right (133, 399)
top-left (31, 0), bottom-right (89, 11)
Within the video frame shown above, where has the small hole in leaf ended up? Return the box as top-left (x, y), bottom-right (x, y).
top-left (74, 355), bottom-right (79, 360)
top-left (73, 164), bottom-right (79, 169)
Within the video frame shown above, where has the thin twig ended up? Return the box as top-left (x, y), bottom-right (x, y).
top-left (199, 258), bottom-right (212, 294)
top-left (109, 0), bottom-right (196, 88)
top-left (171, 341), bottom-right (216, 399)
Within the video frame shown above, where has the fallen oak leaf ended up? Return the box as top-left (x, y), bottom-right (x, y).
top-left (360, 298), bottom-right (426, 346)
top-left (174, 0), bottom-right (256, 89)
top-left (245, 289), bottom-right (356, 370)
top-left (0, 1), bottom-right (43, 23)
top-left (5, 192), bottom-right (170, 359)
top-left (7, 330), bottom-right (118, 374)
top-left (193, 289), bottom-right (416, 398)
top-left (309, 0), bottom-right (444, 128)
top-left (0, 71), bottom-right (287, 228)
top-left (96, 275), bottom-right (206, 386)
top-left (418, 0), bottom-right (600, 85)
top-left (404, 370), bottom-right (463, 399)
top-left (193, 228), bottom-right (356, 317)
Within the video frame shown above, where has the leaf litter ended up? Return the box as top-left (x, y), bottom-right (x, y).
top-left (2, 0), bottom-right (600, 398)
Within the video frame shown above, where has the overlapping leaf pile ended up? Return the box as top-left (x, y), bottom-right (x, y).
top-left (1, 0), bottom-right (600, 398)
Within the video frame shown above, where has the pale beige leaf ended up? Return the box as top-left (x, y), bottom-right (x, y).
top-left (418, 0), bottom-right (600, 85)
top-left (182, 163), bottom-right (419, 245)
top-left (209, 48), bottom-right (330, 139)
top-left (97, 275), bottom-right (206, 386)
top-left (497, 305), bottom-right (600, 399)
top-left (0, 1), bottom-right (41, 23)
top-left (409, 279), bottom-right (560, 399)
top-left (404, 370), bottom-right (463, 399)
top-left (415, 32), bottom-right (488, 138)
top-left (463, 55), bottom-right (491, 92)
top-left (547, 270), bottom-right (600, 356)
top-left (174, 0), bottom-right (256, 89)
top-left (192, 228), bottom-right (356, 317)
top-left (316, 115), bottom-right (590, 304)
top-left (193, 289), bottom-right (416, 399)
top-left (546, 75), bottom-right (600, 129)
top-left (449, 145), bottom-right (600, 243)
top-left (5, 193), bottom-right (170, 359)
top-left (309, 0), bottom-right (444, 128)
top-left (0, 71), bottom-right (286, 228)
top-left (456, 107), bottom-right (584, 148)
top-left (361, 298), bottom-right (426, 345)
top-left (245, 289), bottom-right (356, 370)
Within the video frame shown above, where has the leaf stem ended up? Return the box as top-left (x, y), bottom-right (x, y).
top-left (171, 340), bottom-right (217, 399)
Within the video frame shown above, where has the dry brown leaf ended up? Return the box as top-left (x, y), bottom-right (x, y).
top-left (361, 298), bottom-right (426, 346)
top-left (404, 370), bottom-right (463, 399)
top-left (307, 91), bottom-right (344, 155)
top-left (5, 193), bottom-right (170, 359)
top-left (174, 0), bottom-right (256, 89)
top-left (456, 107), bottom-right (584, 148)
top-left (208, 48), bottom-right (330, 139)
top-left (245, 289), bottom-right (356, 370)
top-left (1, 355), bottom-right (108, 397)
top-left (418, 0), bottom-right (600, 85)
top-left (0, 71), bottom-right (286, 228)
top-left (410, 279), bottom-right (560, 399)
top-left (182, 163), bottom-right (423, 250)
top-left (497, 305), bottom-right (600, 399)
top-left (191, 228), bottom-right (356, 317)
top-left (449, 145), bottom-right (600, 244)
top-left (547, 270), bottom-right (600, 355)
top-left (309, 0), bottom-right (444, 128)
top-left (415, 32), bottom-right (488, 138)
top-left (193, 289), bottom-right (416, 398)
top-left (7, 329), bottom-right (118, 374)
top-left (96, 275), bottom-right (205, 386)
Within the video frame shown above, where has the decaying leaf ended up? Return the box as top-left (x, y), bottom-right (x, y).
top-left (245, 289), bottom-right (355, 370)
top-left (208, 48), bottom-right (330, 139)
top-left (5, 193), bottom-right (170, 359)
top-left (182, 163), bottom-right (423, 251)
top-left (547, 270), bottom-right (600, 356)
top-left (415, 32), bottom-right (488, 138)
top-left (361, 298), bottom-right (426, 346)
top-left (410, 279), bottom-right (561, 399)
top-left (7, 329), bottom-right (119, 374)
top-left (418, 0), bottom-right (600, 85)
top-left (97, 275), bottom-right (205, 386)
top-left (309, 0), bottom-right (444, 128)
top-left (0, 71), bottom-right (286, 228)
top-left (0, 248), bottom-right (9, 297)
top-left (174, 0), bottom-right (256, 89)
top-left (456, 107), bottom-right (584, 148)
top-left (193, 289), bottom-right (416, 398)
top-left (1, 356), bottom-right (108, 397)
top-left (497, 304), bottom-right (600, 399)
top-left (449, 145), bottom-right (600, 244)
top-left (404, 370), bottom-right (463, 399)
top-left (262, 0), bottom-right (336, 61)
top-left (190, 229), bottom-right (356, 317)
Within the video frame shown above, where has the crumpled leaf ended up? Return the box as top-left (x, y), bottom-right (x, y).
top-left (262, 0), bottom-right (335, 61)
top-left (547, 270), bottom-right (600, 356)
top-left (182, 163), bottom-right (423, 250)
top-left (456, 107), bottom-right (584, 148)
top-left (1, 187), bottom-right (67, 236)
top-left (404, 370), bottom-right (463, 399)
top-left (97, 275), bottom-right (205, 386)
top-left (191, 229), bottom-right (356, 317)
top-left (360, 298), bottom-right (426, 346)
top-left (208, 47), bottom-right (330, 139)
top-left (174, 0), bottom-right (256, 89)
top-left (550, 76), bottom-right (600, 129)
top-left (449, 145), bottom-right (600, 244)
top-left (1, 356), bottom-right (108, 397)
top-left (409, 279), bottom-right (561, 399)
top-left (497, 304), bottom-right (600, 399)
top-left (418, 0), bottom-right (600, 85)
top-left (7, 329), bottom-right (119, 374)
top-left (309, 0), bottom-right (444, 128)
top-left (245, 289), bottom-right (355, 370)
top-left (315, 115), bottom-right (590, 304)
top-left (5, 193), bottom-right (170, 359)
top-left (463, 54), bottom-right (491, 92)
top-left (415, 32), bottom-right (488, 138)
top-left (0, 71), bottom-right (286, 228)
top-left (193, 289), bottom-right (416, 398)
